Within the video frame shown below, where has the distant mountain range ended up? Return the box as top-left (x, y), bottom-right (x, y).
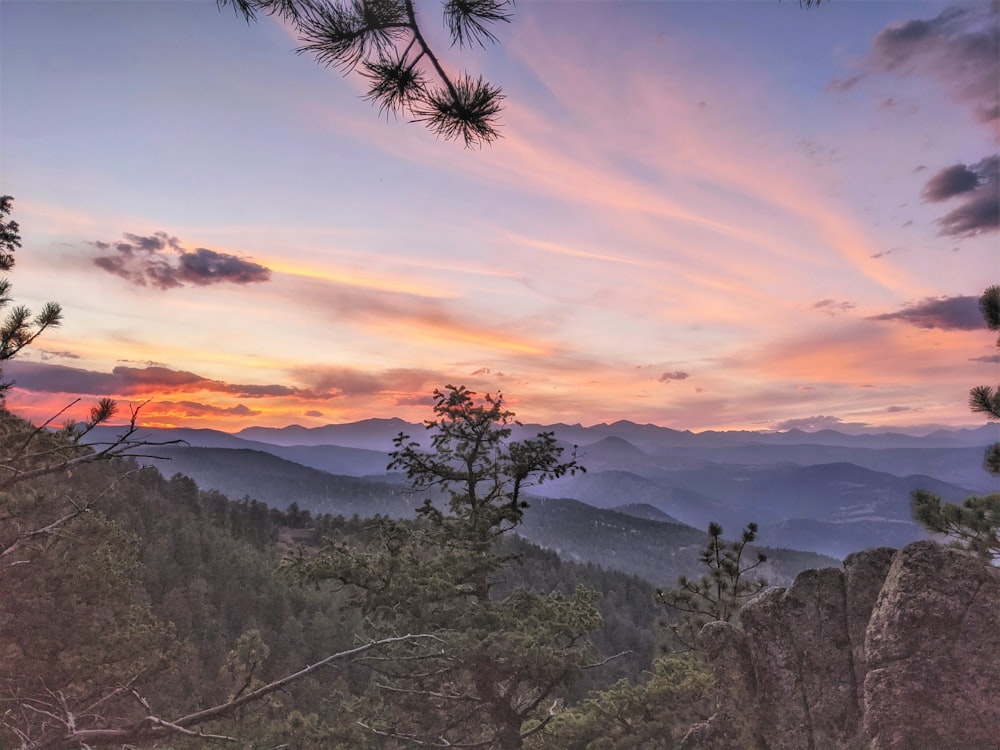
top-left (84, 419), bottom-right (999, 573)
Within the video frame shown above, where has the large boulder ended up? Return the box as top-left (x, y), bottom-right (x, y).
top-left (689, 541), bottom-right (1000, 749)
top-left (863, 541), bottom-right (1000, 750)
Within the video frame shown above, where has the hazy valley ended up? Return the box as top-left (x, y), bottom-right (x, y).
top-left (87, 419), bottom-right (997, 570)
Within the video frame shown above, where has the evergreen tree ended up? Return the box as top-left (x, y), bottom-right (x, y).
top-left (525, 654), bottom-right (714, 750)
top-left (657, 522), bottom-right (767, 650)
top-left (0, 198), bottom-right (175, 561)
top-left (911, 489), bottom-right (1000, 561)
top-left (969, 284), bottom-right (1000, 473)
top-left (220, 0), bottom-right (509, 146)
top-left (286, 384), bottom-right (599, 749)
top-left (0, 195), bottom-right (62, 397)
top-left (912, 284), bottom-right (1000, 561)
top-left (389, 383), bottom-right (584, 599)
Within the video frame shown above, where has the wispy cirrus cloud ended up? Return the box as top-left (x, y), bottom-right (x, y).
top-left (289, 275), bottom-right (555, 357)
top-left (869, 295), bottom-right (984, 330)
top-left (290, 366), bottom-right (441, 398)
top-left (90, 231), bottom-right (271, 289)
top-left (813, 299), bottom-right (857, 316)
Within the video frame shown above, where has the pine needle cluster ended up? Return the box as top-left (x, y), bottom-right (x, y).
top-left (219, 0), bottom-right (510, 146)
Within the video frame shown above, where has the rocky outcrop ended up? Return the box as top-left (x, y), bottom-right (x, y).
top-left (684, 541), bottom-right (1000, 750)
top-left (843, 546), bottom-right (896, 693)
top-left (739, 567), bottom-right (859, 750)
top-left (863, 542), bottom-right (1000, 750)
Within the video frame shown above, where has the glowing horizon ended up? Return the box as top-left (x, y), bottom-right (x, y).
top-left (1, 0), bottom-right (997, 436)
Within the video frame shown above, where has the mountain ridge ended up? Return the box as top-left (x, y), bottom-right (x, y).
top-left (80, 419), bottom-right (997, 565)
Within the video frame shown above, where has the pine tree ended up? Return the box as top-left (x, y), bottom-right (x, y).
top-left (526, 654), bottom-right (714, 750)
top-left (657, 522), bottom-right (767, 650)
top-left (912, 285), bottom-right (1000, 561)
top-left (0, 196), bottom-right (62, 397)
top-left (969, 285), bottom-right (1000, 473)
top-left (217, 0), bottom-right (826, 147)
top-left (286, 384), bottom-right (600, 749)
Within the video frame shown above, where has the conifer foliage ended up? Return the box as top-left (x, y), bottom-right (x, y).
top-left (657, 522), bottom-right (767, 650)
top-left (0, 196), bottom-right (62, 397)
top-left (912, 284), bottom-right (1000, 561)
top-left (219, 0), bottom-right (509, 146)
top-left (286, 384), bottom-right (598, 748)
top-left (215, 0), bottom-right (825, 146)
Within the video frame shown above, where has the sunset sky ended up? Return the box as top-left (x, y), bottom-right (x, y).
top-left (1, 0), bottom-right (998, 433)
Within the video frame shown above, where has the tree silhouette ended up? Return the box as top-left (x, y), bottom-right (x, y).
top-left (220, 0), bottom-right (509, 147)
top-left (218, 0), bottom-right (826, 147)
top-left (0, 197), bottom-right (180, 560)
top-left (286, 385), bottom-right (596, 748)
top-left (0, 196), bottom-right (62, 396)
top-left (912, 284), bottom-right (1000, 561)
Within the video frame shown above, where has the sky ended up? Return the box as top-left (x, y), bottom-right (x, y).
top-left (1, 0), bottom-right (998, 434)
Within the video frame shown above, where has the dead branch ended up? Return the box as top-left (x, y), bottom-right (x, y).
top-left (26, 633), bottom-right (440, 749)
top-left (582, 650), bottom-right (632, 670)
top-left (0, 401), bottom-right (184, 492)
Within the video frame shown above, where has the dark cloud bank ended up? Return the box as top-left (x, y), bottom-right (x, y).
top-left (4, 361), bottom-right (447, 408)
top-left (869, 295), bottom-right (984, 331)
top-left (91, 231), bottom-right (271, 289)
top-left (921, 155), bottom-right (999, 237)
top-left (862, 2), bottom-right (999, 124)
top-left (828, 5), bottom-right (999, 238)
top-left (1, 361), bottom-right (322, 399)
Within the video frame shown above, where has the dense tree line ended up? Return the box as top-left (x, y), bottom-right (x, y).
top-left (2, 402), bottom-right (706, 748)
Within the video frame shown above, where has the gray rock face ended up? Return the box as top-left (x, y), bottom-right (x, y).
top-left (692, 542), bottom-right (1000, 750)
top-left (863, 541), bottom-right (1000, 750)
top-left (739, 567), bottom-right (858, 750)
top-left (843, 546), bottom-right (896, 695)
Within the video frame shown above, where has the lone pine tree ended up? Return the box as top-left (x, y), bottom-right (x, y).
top-left (658, 521), bottom-right (768, 650)
top-left (286, 384), bottom-right (600, 748)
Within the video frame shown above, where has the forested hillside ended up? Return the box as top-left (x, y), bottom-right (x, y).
top-left (1, 405), bottom-right (702, 748)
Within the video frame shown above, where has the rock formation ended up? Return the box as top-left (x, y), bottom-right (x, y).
top-left (682, 541), bottom-right (1000, 750)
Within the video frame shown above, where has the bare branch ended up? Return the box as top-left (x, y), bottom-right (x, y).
top-left (0, 401), bottom-right (184, 491)
top-left (48, 634), bottom-right (440, 748)
top-left (581, 650), bottom-right (632, 670)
